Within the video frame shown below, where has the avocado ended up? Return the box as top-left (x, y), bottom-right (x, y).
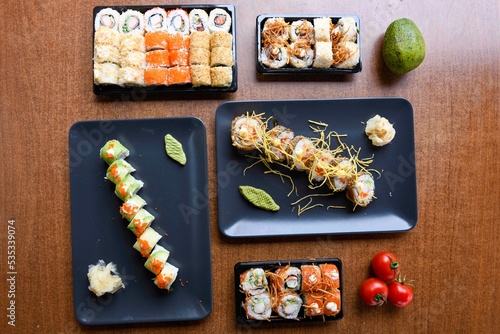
top-left (382, 18), bottom-right (425, 74)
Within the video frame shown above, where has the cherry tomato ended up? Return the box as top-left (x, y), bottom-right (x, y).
top-left (388, 281), bottom-right (414, 307)
top-left (371, 251), bottom-right (400, 281)
top-left (359, 277), bottom-right (389, 306)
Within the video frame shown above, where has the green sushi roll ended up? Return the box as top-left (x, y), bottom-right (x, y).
top-left (100, 139), bottom-right (130, 165)
top-left (115, 174), bottom-right (143, 201)
top-left (144, 244), bottom-right (170, 275)
top-left (133, 227), bottom-right (162, 257)
top-left (106, 159), bottom-right (135, 184)
top-left (154, 262), bottom-right (179, 290)
top-left (127, 208), bottom-right (155, 236)
top-left (119, 195), bottom-right (147, 221)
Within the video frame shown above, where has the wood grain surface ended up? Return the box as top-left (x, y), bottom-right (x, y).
top-left (0, 0), bottom-right (498, 333)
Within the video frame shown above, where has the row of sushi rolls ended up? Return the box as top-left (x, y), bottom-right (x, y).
top-left (88, 139), bottom-right (178, 296)
top-left (93, 7), bottom-right (234, 88)
top-left (240, 263), bottom-right (341, 320)
top-left (231, 113), bottom-right (375, 208)
top-left (260, 16), bottom-right (359, 69)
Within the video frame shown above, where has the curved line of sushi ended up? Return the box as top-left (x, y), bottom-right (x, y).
top-left (230, 113), bottom-right (377, 211)
top-left (239, 263), bottom-right (341, 321)
top-left (260, 16), bottom-right (359, 69)
top-left (94, 139), bottom-right (178, 292)
top-left (93, 7), bottom-right (234, 88)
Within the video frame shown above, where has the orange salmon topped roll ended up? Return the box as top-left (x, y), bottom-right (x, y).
top-left (146, 50), bottom-right (170, 68)
top-left (144, 67), bottom-right (169, 86)
top-left (145, 30), bottom-right (169, 51)
top-left (320, 263), bottom-right (340, 289)
top-left (301, 264), bottom-right (322, 292)
top-left (169, 49), bottom-right (189, 67)
top-left (167, 66), bottom-right (191, 85)
top-left (303, 292), bottom-right (324, 317)
top-left (323, 289), bottom-right (341, 316)
top-left (167, 33), bottom-right (190, 50)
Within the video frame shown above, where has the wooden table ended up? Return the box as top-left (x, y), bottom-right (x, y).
top-left (1, 0), bottom-right (498, 332)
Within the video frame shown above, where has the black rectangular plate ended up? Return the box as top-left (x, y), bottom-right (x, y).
top-left (256, 14), bottom-right (361, 74)
top-left (93, 4), bottom-right (237, 95)
top-left (216, 98), bottom-right (418, 238)
top-left (69, 117), bottom-right (212, 324)
top-left (235, 258), bottom-right (343, 324)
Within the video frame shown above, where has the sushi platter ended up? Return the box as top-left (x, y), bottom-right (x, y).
top-left (216, 98), bottom-right (418, 238)
top-left (256, 14), bottom-right (362, 74)
top-left (235, 258), bottom-right (343, 324)
top-left (92, 5), bottom-right (237, 95)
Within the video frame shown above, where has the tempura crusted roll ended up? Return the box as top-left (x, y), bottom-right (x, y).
top-left (274, 292), bottom-right (303, 319)
top-left (94, 8), bottom-right (120, 31)
top-left (346, 172), bottom-right (375, 207)
top-left (190, 31), bottom-right (210, 49)
top-left (94, 45), bottom-right (121, 65)
top-left (93, 62), bottom-right (120, 85)
top-left (189, 47), bottom-right (210, 65)
top-left (189, 9), bottom-right (210, 33)
top-left (263, 125), bottom-right (294, 162)
top-left (106, 159), bottom-right (136, 184)
top-left (239, 268), bottom-right (268, 295)
top-left (144, 244), bottom-right (170, 275)
top-left (230, 113), bottom-right (265, 151)
top-left (120, 50), bottom-right (146, 69)
top-left (127, 208), bottom-right (155, 236)
top-left (286, 136), bottom-right (316, 172)
top-left (167, 9), bottom-right (190, 35)
top-left (94, 26), bottom-right (121, 48)
top-left (190, 64), bottom-right (211, 87)
top-left (210, 46), bottom-right (233, 67)
top-left (144, 7), bottom-right (168, 32)
top-left (115, 174), bottom-right (144, 201)
top-left (210, 31), bottom-right (233, 49)
top-left (100, 139), bottom-right (129, 164)
top-left (119, 195), bottom-right (147, 221)
top-left (118, 67), bottom-right (145, 87)
top-left (313, 17), bottom-right (332, 42)
top-left (120, 33), bottom-right (146, 54)
top-left (312, 41), bottom-right (333, 68)
top-left (208, 8), bottom-right (232, 32)
top-left (133, 226), bottom-right (162, 257)
top-left (210, 66), bottom-right (232, 87)
top-left (119, 9), bottom-right (145, 35)
top-left (154, 262), bottom-right (179, 290)
top-left (244, 292), bottom-right (272, 320)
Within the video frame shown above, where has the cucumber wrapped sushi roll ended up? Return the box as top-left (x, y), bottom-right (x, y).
top-left (133, 226), bottom-right (162, 257)
top-left (106, 159), bottom-right (135, 184)
top-left (167, 9), bottom-right (190, 35)
top-left (208, 8), bottom-right (231, 33)
top-left (189, 9), bottom-right (209, 33)
top-left (286, 136), bottom-right (316, 172)
top-left (115, 174), bottom-right (144, 201)
top-left (127, 208), bottom-right (155, 236)
top-left (260, 44), bottom-right (289, 69)
top-left (323, 289), bottom-right (341, 316)
top-left (119, 9), bottom-right (145, 35)
top-left (244, 292), bottom-right (272, 320)
top-left (346, 172), bottom-right (375, 207)
top-left (120, 195), bottom-right (147, 221)
top-left (144, 7), bottom-right (168, 32)
top-left (154, 262), bottom-right (179, 290)
top-left (100, 139), bottom-right (129, 165)
top-left (94, 8), bottom-right (120, 31)
top-left (239, 268), bottom-right (268, 296)
top-left (231, 113), bottom-right (265, 151)
top-left (263, 125), bottom-right (294, 162)
top-left (144, 244), bottom-right (170, 275)
top-left (274, 292), bottom-right (303, 319)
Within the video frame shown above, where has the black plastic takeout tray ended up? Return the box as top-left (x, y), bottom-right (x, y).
top-left (256, 14), bottom-right (361, 74)
top-left (234, 258), bottom-right (344, 324)
top-left (92, 5), bottom-right (237, 95)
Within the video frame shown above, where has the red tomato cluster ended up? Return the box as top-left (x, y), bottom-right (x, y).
top-left (359, 251), bottom-right (414, 308)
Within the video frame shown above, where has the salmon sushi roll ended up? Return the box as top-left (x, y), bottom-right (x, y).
top-left (303, 292), bottom-right (324, 317)
top-left (208, 8), bottom-right (232, 33)
top-left (274, 292), bottom-right (303, 319)
top-left (146, 50), bottom-right (170, 68)
top-left (320, 263), bottom-right (340, 289)
top-left (323, 289), bottom-right (341, 316)
top-left (263, 125), bottom-right (294, 163)
top-left (169, 48), bottom-right (189, 67)
top-left (144, 67), bottom-right (169, 86)
top-left (230, 113), bottom-right (265, 151)
top-left (144, 7), bottom-right (168, 32)
top-left (244, 292), bottom-right (272, 320)
top-left (189, 9), bottom-right (210, 33)
top-left (273, 266), bottom-right (301, 291)
top-left (167, 33), bottom-right (190, 50)
top-left (167, 9), bottom-right (190, 35)
top-left (167, 66), bottom-right (191, 85)
top-left (239, 268), bottom-right (268, 296)
top-left (301, 265), bottom-right (322, 292)
top-left (145, 30), bottom-right (169, 51)
top-left (346, 172), bottom-right (375, 207)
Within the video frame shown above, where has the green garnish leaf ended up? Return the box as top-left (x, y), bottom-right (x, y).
top-left (164, 134), bottom-right (186, 165)
top-left (239, 185), bottom-right (280, 212)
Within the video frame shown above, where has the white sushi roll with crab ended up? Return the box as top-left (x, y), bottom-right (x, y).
top-left (288, 41), bottom-right (314, 68)
top-left (231, 113), bottom-right (265, 151)
top-left (274, 266), bottom-right (302, 291)
top-left (286, 135), bottom-right (316, 172)
top-left (119, 9), bottom-right (145, 35)
top-left (144, 7), bottom-right (169, 32)
top-left (346, 172), bottom-right (375, 207)
top-left (167, 9), bottom-right (190, 35)
top-left (333, 41), bottom-right (360, 69)
top-left (208, 8), bottom-right (232, 32)
top-left (332, 16), bottom-right (358, 43)
top-left (289, 19), bottom-right (315, 43)
top-left (189, 9), bottom-right (210, 33)
top-left (95, 8), bottom-right (121, 31)
top-left (244, 292), bottom-right (272, 320)
top-left (275, 292), bottom-right (303, 319)
top-left (239, 268), bottom-right (268, 296)
top-left (260, 44), bottom-right (289, 69)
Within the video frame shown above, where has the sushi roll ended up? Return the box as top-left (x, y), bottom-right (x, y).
top-left (301, 265), bottom-right (322, 292)
top-left (346, 172), bottom-right (375, 207)
top-left (145, 30), bottom-right (169, 51)
top-left (154, 262), bottom-right (179, 290)
top-left (127, 208), bottom-right (155, 237)
top-left (120, 33), bottom-right (146, 54)
top-left (119, 195), bottom-right (147, 221)
top-left (323, 289), bottom-right (341, 316)
top-left (94, 45), bottom-right (120, 65)
top-left (332, 41), bottom-right (360, 69)
top-left (230, 113), bottom-right (265, 151)
top-left (94, 26), bottom-right (121, 48)
top-left (210, 66), bottom-right (232, 87)
top-left (118, 67), bottom-right (145, 87)
top-left (119, 9), bottom-right (145, 35)
top-left (106, 159), bottom-right (135, 184)
top-left (115, 174), bottom-right (144, 201)
top-left (274, 292), bottom-right (303, 319)
top-left (313, 17), bottom-right (332, 42)
top-left (146, 50), bottom-right (170, 68)
top-left (260, 45), bottom-right (288, 69)
top-left (189, 47), bottom-right (210, 66)
top-left (262, 17), bottom-right (289, 43)
top-left (189, 9), bottom-right (210, 33)
top-left (303, 292), bottom-right (324, 317)
top-left (94, 8), bottom-right (120, 31)
top-left (167, 66), bottom-right (191, 85)
top-left (289, 19), bottom-right (315, 43)
top-left (320, 263), bottom-right (340, 289)
top-left (309, 149), bottom-right (336, 183)
top-left (167, 9), bottom-right (190, 35)
top-left (210, 31), bottom-right (233, 49)
top-left (286, 136), bottom-right (316, 172)
top-left (167, 33), bottom-right (190, 50)
top-left (210, 46), bottom-right (233, 67)
top-left (273, 266), bottom-right (302, 291)
top-left (169, 49), bottom-right (189, 67)
top-left (132, 226), bottom-right (162, 257)
top-left (332, 17), bottom-right (358, 43)
top-left (120, 50), bottom-right (146, 69)
top-left (263, 125), bottom-right (294, 163)
top-left (243, 292), bottom-right (272, 320)
top-left (190, 64), bottom-right (211, 87)
top-left (93, 62), bottom-right (120, 85)
top-left (190, 31), bottom-right (210, 50)
top-left (208, 8), bottom-right (232, 33)
top-left (239, 268), bottom-right (268, 295)
top-left (100, 139), bottom-right (129, 164)
top-left (312, 41), bottom-right (333, 68)
top-left (144, 7), bottom-right (168, 32)
top-left (144, 67), bottom-right (169, 86)
top-left (144, 244), bottom-right (170, 275)
top-left (288, 41), bottom-right (314, 68)
top-left (325, 157), bottom-right (354, 192)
